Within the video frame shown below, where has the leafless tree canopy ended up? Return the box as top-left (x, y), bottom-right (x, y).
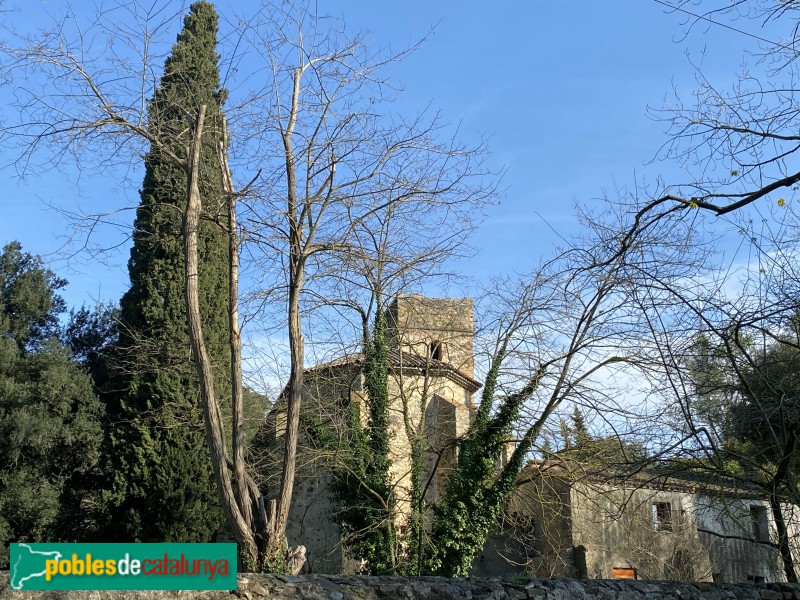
top-left (0, 0), bottom-right (497, 570)
top-left (644, 1), bottom-right (800, 215)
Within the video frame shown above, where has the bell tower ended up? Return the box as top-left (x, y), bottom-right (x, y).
top-left (384, 294), bottom-right (474, 378)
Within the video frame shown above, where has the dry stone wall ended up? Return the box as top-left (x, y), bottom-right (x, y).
top-left (4, 573), bottom-right (800, 600)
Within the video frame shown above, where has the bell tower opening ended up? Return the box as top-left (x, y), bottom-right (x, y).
top-left (384, 294), bottom-right (475, 378)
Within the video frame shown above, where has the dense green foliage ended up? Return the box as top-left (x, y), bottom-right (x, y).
top-left (0, 242), bottom-right (105, 567)
top-left (331, 308), bottom-right (397, 574)
top-left (425, 355), bottom-right (544, 577)
top-left (730, 342), bottom-right (800, 473)
top-left (688, 328), bottom-right (800, 479)
top-left (102, 1), bottom-right (230, 542)
top-left (687, 327), bottom-right (800, 581)
top-left (0, 242), bottom-right (66, 350)
top-left (63, 303), bottom-right (119, 409)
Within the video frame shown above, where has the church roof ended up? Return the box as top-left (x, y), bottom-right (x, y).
top-left (306, 348), bottom-right (483, 393)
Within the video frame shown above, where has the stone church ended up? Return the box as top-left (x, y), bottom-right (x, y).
top-left (256, 295), bottom-right (800, 581)
top-left (257, 295), bottom-right (481, 573)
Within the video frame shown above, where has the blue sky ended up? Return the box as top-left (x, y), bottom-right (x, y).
top-left (0, 0), bottom-right (775, 309)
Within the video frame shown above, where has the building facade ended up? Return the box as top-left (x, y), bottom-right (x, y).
top-left (476, 463), bottom-right (800, 583)
top-left (257, 295), bottom-right (799, 581)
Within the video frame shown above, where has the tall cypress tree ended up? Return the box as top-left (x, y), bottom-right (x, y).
top-left (103, 2), bottom-right (230, 542)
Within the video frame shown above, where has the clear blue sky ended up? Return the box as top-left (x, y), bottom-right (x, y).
top-left (0, 0), bottom-right (774, 310)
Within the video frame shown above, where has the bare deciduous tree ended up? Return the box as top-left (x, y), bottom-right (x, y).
top-left (646, 1), bottom-right (800, 216)
top-left (0, 0), bottom-right (494, 571)
top-left (632, 209), bottom-right (800, 581)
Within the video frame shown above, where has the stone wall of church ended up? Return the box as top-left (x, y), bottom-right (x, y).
top-left (258, 363), bottom-right (363, 575)
top-left (386, 372), bottom-right (473, 513)
top-left (385, 295), bottom-right (475, 378)
top-left (259, 295), bottom-right (481, 575)
top-left (474, 472), bottom-right (574, 578)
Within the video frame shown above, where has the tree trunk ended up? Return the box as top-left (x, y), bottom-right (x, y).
top-left (277, 261), bottom-right (303, 537)
top-left (274, 66), bottom-right (304, 553)
top-left (769, 493), bottom-right (796, 582)
top-left (184, 104), bottom-right (258, 564)
top-left (217, 121), bottom-right (254, 530)
top-left (770, 424), bottom-right (798, 583)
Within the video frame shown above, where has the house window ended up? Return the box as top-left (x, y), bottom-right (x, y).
top-left (652, 502), bottom-right (673, 532)
top-left (747, 575), bottom-right (766, 583)
top-left (750, 505), bottom-right (769, 542)
top-left (430, 340), bottom-right (443, 361)
top-left (612, 567), bottom-right (637, 579)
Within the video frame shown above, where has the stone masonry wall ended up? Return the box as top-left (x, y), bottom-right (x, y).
top-left (4, 572), bottom-right (800, 600)
top-left (386, 295), bottom-right (475, 377)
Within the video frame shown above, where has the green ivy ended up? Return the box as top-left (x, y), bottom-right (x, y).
top-left (425, 351), bottom-right (545, 577)
top-left (331, 306), bottom-right (397, 574)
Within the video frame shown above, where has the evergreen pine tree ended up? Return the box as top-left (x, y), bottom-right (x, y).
top-left (539, 436), bottom-right (553, 457)
top-left (0, 242), bottom-right (105, 567)
top-left (103, 2), bottom-right (230, 542)
top-left (570, 406), bottom-right (592, 448)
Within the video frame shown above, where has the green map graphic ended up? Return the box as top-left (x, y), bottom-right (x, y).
top-left (10, 543), bottom-right (62, 590)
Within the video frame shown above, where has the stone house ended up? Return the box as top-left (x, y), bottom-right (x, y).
top-left (256, 294), bottom-right (799, 580)
top-left (476, 461), bottom-right (800, 583)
